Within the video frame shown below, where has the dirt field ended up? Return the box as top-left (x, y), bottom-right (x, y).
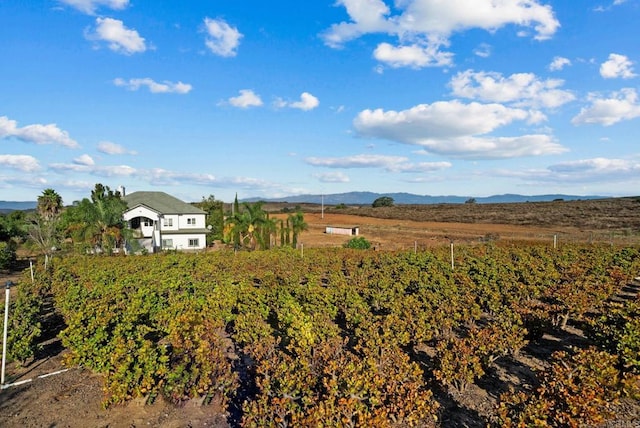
top-left (0, 198), bottom-right (638, 427)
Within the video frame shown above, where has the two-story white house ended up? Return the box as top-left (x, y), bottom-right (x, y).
top-left (123, 191), bottom-right (208, 253)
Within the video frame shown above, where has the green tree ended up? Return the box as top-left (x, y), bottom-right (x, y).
top-left (288, 210), bottom-right (308, 248)
top-left (372, 196), bottom-right (394, 208)
top-left (226, 201), bottom-right (274, 250)
top-left (0, 211), bottom-right (27, 242)
top-left (26, 188), bottom-right (64, 257)
top-left (37, 188), bottom-right (63, 220)
top-left (62, 184), bottom-right (128, 254)
top-left (194, 195), bottom-right (224, 243)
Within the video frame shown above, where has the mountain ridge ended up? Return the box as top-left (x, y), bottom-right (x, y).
top-left (242, 191), bottom-right (607, 205)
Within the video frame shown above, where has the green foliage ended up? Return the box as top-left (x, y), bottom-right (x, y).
top-left (497, 348), bottom-right (626, 427)
top-left (43, 243), bottom-right (639, 424)
top-left (3, 278), bottom-right (45, 365)
top-left (61, 183), bottom-right (128, 254)
top-left (371, 196), bottom-right (394, 208)
top-left (0, 240), bottom-right (17, 270)
top-left (343, 236), bottom-right (371, 249)
top-left (586, 301), bottom-right (640, 373)
top-left (0, 211), bottom-right (27, 241)
top-left (194, 195), bottom-right (224, 242)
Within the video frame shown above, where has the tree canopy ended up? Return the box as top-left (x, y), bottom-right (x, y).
top-left (372, 196), bottom-right (394, 208)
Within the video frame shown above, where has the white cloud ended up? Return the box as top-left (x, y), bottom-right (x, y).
top-left (450, 70), bottom-right (575, 108)
top-left (543, 158), bottom-right (640, 183)
top-left (600, 53), bottom-right (637, 79)
top-left (572, 88), bottom-right (640, 126)
top-left (474, 43), bottom-right (492, 58)
top-left (204, 18), bottom-right (242, 57)
top-left (549, 56), bottom-right (571, 71)
top-left (0, 155), bottom-right (40, 172)
top-left (49, 162), bottom-right (137, 177)
top-left (305, 154), bottom-right (451, 172)
top-left (58, 0), bottom-right (129, 15)
top-left (113, 78), bottom-right (192, 94)
top-left (306, 154), bottom-right (410, 170)
top-left (0, 116), bottom-right (79, 148)
top-left (322, 0), bottom-right (559, 68)
top-left (314, 172), bottom-right (351, 183)
top-left (97, 141), bottom-right (137, 155)
top-left (73, 154), bottom-right (95, 166)
top-left (227, 89), bottom-right (263, 108)
top-left (373, 42), bottom-right (454, 68)
top-left (353, 101), bottom-right (566, 159)
top-left (86, 17), bottom-right (146, 55)
top-left (275, 92), bottom-right (320, 111)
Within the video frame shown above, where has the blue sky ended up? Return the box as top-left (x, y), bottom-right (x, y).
top-left (1, 0), bottom-right (639, 204)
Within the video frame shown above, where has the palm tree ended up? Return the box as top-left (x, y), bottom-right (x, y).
top-left (289, 210), bottom-right (308, 248)
top-left (62, 184), bottom-right (128, 254)
top-left (37, 188), bottom-right (63, 221)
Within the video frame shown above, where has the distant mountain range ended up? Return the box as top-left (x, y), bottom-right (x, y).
top-left (0, 192), bottom-right (608, 213)
top-left (0, 201), bottom-right (37, 213)
top-left (243, 191), bottom-right (607, 205)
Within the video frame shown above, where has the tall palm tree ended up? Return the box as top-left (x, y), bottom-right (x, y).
top-left (37, 188), bottom-right (63, 221)
top-left (62, 184), bottom-right (128, 254)
top-left (289, 210), bottom-right (308, 248)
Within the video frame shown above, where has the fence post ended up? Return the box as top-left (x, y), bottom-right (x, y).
top-left (450, 241), bottom-right (454, 271)
top-left (1, 281), bottom-right (13, 385)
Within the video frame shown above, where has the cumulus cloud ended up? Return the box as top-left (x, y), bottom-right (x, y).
top-left (275, 92), bottom-right (320, 111)
top-left (449, 70), bottom-right (575, 108)
top-left (97, 141), bottom-right (137, 155)
top-left (113, 78), bottom-right (192, 94)
top-left (549, 56), bottom-right (571, 71)
top-left (353, 101), bottom-right (566, 159)
top-left (322, 0), bottom-right (559, 68)
top-left (86, 17), bottom-right (146, 55)
top-left (58, 0), bottom-right (129, 14)
top-left (373, 41), bottom-right (453, 68)
top-left (204, 18), bottom-right (242, 57)
top-left (314, 172), bottom-right (351, 183)
top-left (227, 89), bottom-right (263, 108)
top-left (0, 116), bottom-right (79, 148)
top-left (600, 53), bottom-right (637, 79)
top-left (572, 88), bottom-right (640, 126)
top-left (0, 155), bottom-right (40, 172)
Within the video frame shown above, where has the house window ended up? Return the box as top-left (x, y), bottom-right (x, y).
top-left (143, 218), bottom-right (152, 227)
top-left (162, 239), bottom-right (173, 249)
top-left (188, 238), bottom-right (199, 247)
top-left (163, 218), bottom-right (173, 227)
top-left (187, 217), bottom-right (196, 225)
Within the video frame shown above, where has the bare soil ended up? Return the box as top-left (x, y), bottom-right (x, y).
top-left (0, 198), bottom-right (638, 427)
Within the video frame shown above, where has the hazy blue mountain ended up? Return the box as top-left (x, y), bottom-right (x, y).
top-left (0, 201), bottom-right (37, 213)
top-left (243, 192), bottom-right (605, 205)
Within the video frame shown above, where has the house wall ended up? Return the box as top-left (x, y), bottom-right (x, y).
top-left (325, 226), bottom-right (359, 236)
top-left (160, 214), bottom-right (180, 231)
top-left (161, 233), bottom-right (206, 250)
top-left (178, 213), bottom-right (206, 229)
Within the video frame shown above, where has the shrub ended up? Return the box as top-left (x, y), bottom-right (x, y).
top-left (372, 196), bottom-right (394, 208)
top-left (343, 237), bottom-right (371, 250)
top-left (0, 240), bottom-right (17, 270)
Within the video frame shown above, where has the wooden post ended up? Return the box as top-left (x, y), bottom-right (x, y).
top-left (450, 241), bottom-right (454, 270)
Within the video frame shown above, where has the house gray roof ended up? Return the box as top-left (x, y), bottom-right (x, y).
top-left (123, 191), bottom-right (205, 215)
